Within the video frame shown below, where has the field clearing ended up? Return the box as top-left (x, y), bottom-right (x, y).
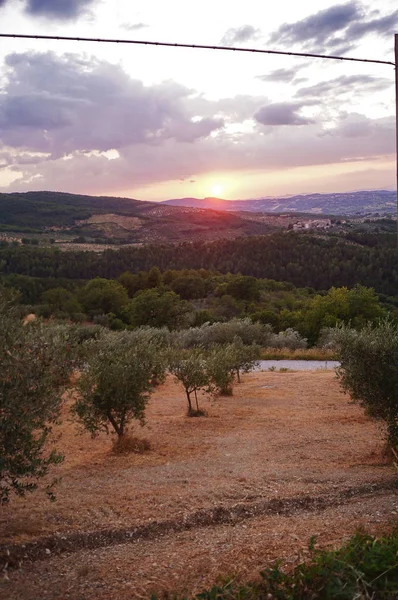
top-left (1, 371), bottom-right (397, 599)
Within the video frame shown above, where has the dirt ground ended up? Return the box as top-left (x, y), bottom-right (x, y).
top-left (0, 370), bottom-right (397, 599)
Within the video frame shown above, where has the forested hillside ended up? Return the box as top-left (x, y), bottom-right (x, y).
top-left (1, 231), bottom-right (398, 295)
top-left (0, 191), bottom-right (280, 243)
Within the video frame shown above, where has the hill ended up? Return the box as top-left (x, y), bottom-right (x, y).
top-left (0, 191), bottom-right (280, 245)
top-left (162, 190), bottom-right (397, 215)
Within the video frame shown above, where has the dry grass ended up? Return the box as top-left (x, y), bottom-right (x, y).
top-left (111, 435), bottom-right (151, 455)
top-left (0, 370), bottom-right (396, 600)
top-left (260, 347), bottom-right (337, 360)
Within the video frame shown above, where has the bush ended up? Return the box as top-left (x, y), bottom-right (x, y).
top-left (268, 328), bottom-right (307, 350)
top-left (318, 326), bottom-right (341, 350)
top-left (335, 320), bottom-right (398, 447)
top-left (158, 531), bottom-right (398, 599)
top-left (176, 319), bottom-right (273, 349)
top-left (206, 344), bottom-right (237, 396)
top-left (72, 330), bottom-right (166, 439)
top-left (0, 299), bottom-right (76, 503)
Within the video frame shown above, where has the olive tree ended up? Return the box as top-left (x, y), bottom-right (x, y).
top-left (335, 320), bottom-right (398, 447)
top-left (0, 298), bottom-right (75, 504)
top-left (72, 331), bottom-right (166, 439)
top-left (206, 341), bottom-right (260, 395)
top-left (169, 348), bottom-right (209, 415)
top-left (229, 338), bottom-right (261, 382)
top-left (206, 344), bottom-right (237, 396)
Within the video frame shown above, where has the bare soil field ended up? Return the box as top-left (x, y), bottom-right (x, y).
top-left (0, 371), bottom-right (396, 599)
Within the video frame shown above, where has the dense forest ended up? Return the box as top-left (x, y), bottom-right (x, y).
top-left (0, 191), bottom-right (153, 228)
top-left (1, 231), bottom-right (398, 294)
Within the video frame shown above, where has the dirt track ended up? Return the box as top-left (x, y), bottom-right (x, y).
top-left (0, 371), bottom-right (396, 599)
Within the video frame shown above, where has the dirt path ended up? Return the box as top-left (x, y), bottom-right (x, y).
top-left (0, 371), bottom-right (396, 599)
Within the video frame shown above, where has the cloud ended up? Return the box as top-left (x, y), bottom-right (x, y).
top-left (121, 22), bottom-right (149, 32)
top-left (25, 0), bottom-right (96, 19)
top-left (4, 111), bottom-right (394, 195)
top-left (0, 51), bottom-right (394, 195)
top-left (269, 2), bottom-right (398, 53)
top-left (0, 0), bottom-right (96, 19)
top-left (258, 68), bottom-right (299, 83)
top-left (269, 2), bottom-right (359, 48)
top-left (0, 51), bottom-right (224, 157)
top-left (296, 74), bottom-right (392, 98)
top-left (221, 25), bottom-right (261, 46)
top-left (254, 102), bottom-right (314, 126)
top-left (346, 9), bottom-right (398, 38)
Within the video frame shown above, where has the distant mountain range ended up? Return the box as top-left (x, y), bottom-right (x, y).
top-left (162, 190), bottom-right (397, 216)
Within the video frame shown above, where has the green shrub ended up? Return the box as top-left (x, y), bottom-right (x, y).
top-left (335, 320), bottom-right (398, 447)
top-left (72, 331), bottom-right (166, 439)
top-left (0, 299), bottom-right (76, 503)
top-left (157, 531), bottom-right (398, 599)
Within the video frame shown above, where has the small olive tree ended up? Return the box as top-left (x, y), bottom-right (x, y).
top-left (229, 338), bottom-right (261, 382)
top-left (169, 348), bottom-right (209, 415)
top-left (0, 299), bottom-right (75, 503)
top-left (206, 344), bottom-right (237, 396)
top-left (72, 331), bottom-right (166, 439)
top-left (335, 320), bottom-right (398, 447)
top-left (206, 341), bottom-right (260, 395)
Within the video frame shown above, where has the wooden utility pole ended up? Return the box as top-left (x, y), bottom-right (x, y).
top-left (396, 35), bottom-right (398, 246)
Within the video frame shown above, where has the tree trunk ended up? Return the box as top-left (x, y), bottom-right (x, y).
top-left (194, 388), bottom-right (200, 411)
top-left (107, 411), bottom-right (123, 438)
top-left (185, 389), bottom-right (192, 412)
top-left (236, 368), bottom-right (241, 383)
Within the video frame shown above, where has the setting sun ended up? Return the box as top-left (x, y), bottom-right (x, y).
top-left (210, 184), bottom-right (224, 197)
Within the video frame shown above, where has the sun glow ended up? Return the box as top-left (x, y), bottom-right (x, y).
top-left (210, 183), bottom-right (224, 197)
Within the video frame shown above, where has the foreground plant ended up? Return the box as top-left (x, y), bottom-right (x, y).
top-left (335, 320), bottom-right (398, 448)
top-left (158, 531), bottom-right (398, 599)
top-left (206, 341), bottom-right (260, 395)
top-left (0, 295), bottom-right (75, 504)
top-left (72, 331), bottom-right (166, 440)
top-left (169, 348), bottom-right (209, 415)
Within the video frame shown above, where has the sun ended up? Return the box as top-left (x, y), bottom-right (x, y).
top-left (210, 183), bottom-right (224, 197)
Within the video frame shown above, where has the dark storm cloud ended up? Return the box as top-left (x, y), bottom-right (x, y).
top-left (221, 25), bottom-right (261, 46)
top-left (254, 102), bottom-right (314, 126)
top-left (269, 2), bottom-right (398, 53)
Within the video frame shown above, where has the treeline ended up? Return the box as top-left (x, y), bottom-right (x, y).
top-left (1, 232), bottom-right (398, 294)
top-left (0, 191), bottom-right (149, 228)
top-left (2, 266), bottom-right (389, 345)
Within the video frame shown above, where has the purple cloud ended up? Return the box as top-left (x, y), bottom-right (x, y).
top-left (296, 75), bottom-right (392, 98)
top-left (221, 25), bottom-right (261, 46)
top-left (269, 2), bottom-right (398, 53)
top-left (0, 0), bottom-right (96, 19)
top-left (254, 102), bottom-right (314, 126)
top-left (25, 0), bottom-right (96, 19)
top-left (0, 52), bottom-right (224, 157)
top-left (0, 51), bottom-right (394, 196)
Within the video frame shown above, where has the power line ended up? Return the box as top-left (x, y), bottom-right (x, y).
top-left (0, 32), bottom-right (395, 67)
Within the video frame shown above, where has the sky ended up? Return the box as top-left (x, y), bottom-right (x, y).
top-left (0, 0), bottom-right (397, 201)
